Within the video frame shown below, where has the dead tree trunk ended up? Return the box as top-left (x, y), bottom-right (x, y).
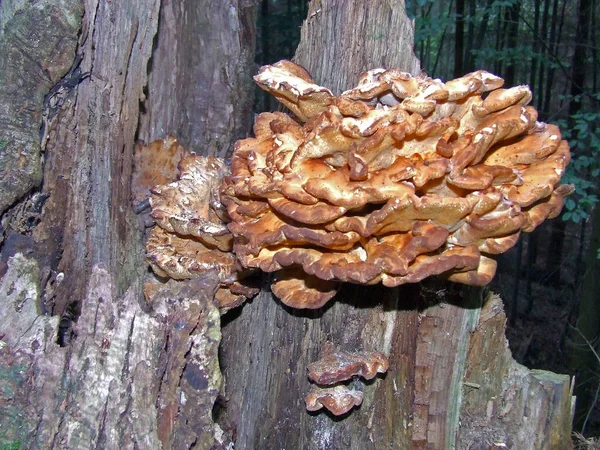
top-left (218, 2), bottom-right (575, 449)
top-left (0, 0), bottom-right (256, 448)
top-left (0, 1), bottom-right (574, 449)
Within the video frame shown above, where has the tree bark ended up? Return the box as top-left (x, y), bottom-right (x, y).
top-left (0, 0), bottom-right (82, 215)
top-left (137, 0), bottom-right (257, 158)
top-left (0, 0), bottom-right (257, 448)
top-left (219, 2), bottom-right (574, 450)
top-left (454, 0), bottom-right (465, 78)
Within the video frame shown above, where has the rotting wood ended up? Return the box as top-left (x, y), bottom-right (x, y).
top-left (0, 254), bottom-right (227, 449)
top-left (0, 0), bottom-right (82, 216)
top-left (0, 0), bottom-right (258, 448)
top-left (137, 0), bottom-right (258, 159)
top-left (31, 0), bottom-right (161, 316)
top-left (458, 294), bottom-right (574, 449)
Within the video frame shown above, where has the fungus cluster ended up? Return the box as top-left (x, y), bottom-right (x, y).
top-left (145, 60), bottom-right (572, 310)
top-left (305, 348), bottom-right (389, 416)
top-left (145, 144), bottom-right (258, 313)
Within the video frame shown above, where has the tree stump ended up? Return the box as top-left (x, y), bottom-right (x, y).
top-left (0, 0), bottom-right (574, 449)
top-left (218, 1), bottom-right (575, 449)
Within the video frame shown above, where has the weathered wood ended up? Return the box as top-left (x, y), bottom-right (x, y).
top-left (31, 0), bottom-right (161, 315)
top-left (0, 254), bottom-right (226, 449)
top-left (0, 0), bottom-right (82, 215)
top-left (219, 2), bottom-right (574, 449)
top-left (458, 295), bottom-right (574, 449)
top-left (0, 0), bottom-right (258, 448)
top-left (294, 0), bottom-right (421, 95)
top-left (138, 0), bottom-right (257, 158)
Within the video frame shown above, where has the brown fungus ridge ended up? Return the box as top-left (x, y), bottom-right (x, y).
top-left (253, 60), bottom-right (334, 122)
top-left (131, 136), bottom-right (192, 207)
top-left (304, 347), bottom-right (388, 416)
top-left (150, 154), bottom-right (232, 251)
top-left (221, 61), bottom-right (573, 308)
top-left (307, 350), bottom-right (389, 385)
top-left (305, 385), bottom-right (364, 416)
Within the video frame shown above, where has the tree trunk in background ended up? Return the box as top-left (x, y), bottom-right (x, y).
top-left (463, 0), bottom-right (476, 73)
top-left (537, 0), bottom-right (551, 115)
top-left (503, 2), bottom-right (520, 86)
top-left (0, 0), bottom-right (257, 448)
top-left (545, 0), bottom-right (588, 284)
top-left (454, 0), bottom-right (465, 78)
top-left (530, 1), bottom-right (541, 109)
top-left (219, 2), bottom-right (574, 449)
top-left (542, 0), bottom-right (562, 116)
top-left (573, 203), bottom-right (600, 432)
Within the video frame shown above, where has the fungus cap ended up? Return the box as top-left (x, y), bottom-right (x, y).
top-left (222, 60), bottom-right (572, 308)
top-left (145, 60), bottom-right (572, 311)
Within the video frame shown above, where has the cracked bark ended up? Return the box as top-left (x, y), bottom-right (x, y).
top-left (0, 256), bottom-right (224, 449)
top-left (0, 0), bottom-right (257, 448)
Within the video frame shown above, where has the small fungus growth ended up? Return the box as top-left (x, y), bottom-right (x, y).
top-left (144, 60), bottom-right (572, 311)
top-left (304, 347), bottom-right (389, 416)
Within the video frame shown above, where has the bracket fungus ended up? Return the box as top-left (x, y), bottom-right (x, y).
top-left (145, 60), bottom-right (572, 311)
top-left (144, 147), bottom-right (259, 313)
top-left (304, 347), bottom-right (389, 416)
top-left (305, 385), bottom-right (364, 416)
top-left (307, 349), bottom-right (389, 385)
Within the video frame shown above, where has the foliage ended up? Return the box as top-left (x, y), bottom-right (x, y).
top-left (0, 442), bottom-right (20, 450)
top-left (410, 0), bottom-right (600, 243)
top-left (557, 95), bottom-right (600, 226)
top-left (405, 0), bottom-right (436, 20)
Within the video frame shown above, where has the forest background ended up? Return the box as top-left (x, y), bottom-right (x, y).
top-left (258, 0), bottom-right (600, 440)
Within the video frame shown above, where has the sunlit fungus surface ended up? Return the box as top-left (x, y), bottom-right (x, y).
top-left (145, 60), bottom-right (573, 310)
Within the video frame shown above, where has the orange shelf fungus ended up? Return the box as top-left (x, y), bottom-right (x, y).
top-left (304, 347), bottom-right (389, 416)
top-left (144, 60), bottom-right (573, 311)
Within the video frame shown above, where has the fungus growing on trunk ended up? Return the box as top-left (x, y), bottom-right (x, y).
top-left (144, 150), bottom-right (259, 313)
top-left (305, 385), bottom-right (364, 416)
top-left (307, 349), bottom-right (389, 385)
top-left (144, 60), bottom-right (572, 310)
top-left (219, 60), bottom-right (572, 308)
top-left (304, 346), bottom-right (389, 416)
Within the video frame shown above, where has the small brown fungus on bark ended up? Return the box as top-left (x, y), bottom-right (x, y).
top-left (305, 385), bottom-right (364, 416)
top-left (307, 349), bottom-right (389, 385)
top-left (304, 347), bottom-right (388, 416)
